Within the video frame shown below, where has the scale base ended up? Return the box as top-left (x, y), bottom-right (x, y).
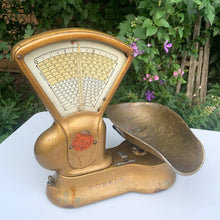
top-left (46, 141), bottom-right (176, 208)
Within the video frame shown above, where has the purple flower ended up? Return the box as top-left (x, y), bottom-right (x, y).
top-left (145, 90), bottom-right (155, 101)
top-left (130, 42), bottom-right (144, 57)
top-left (159, 80), bottom-right (166, 85)
top-left (164, 40), bottom-right (172, 53)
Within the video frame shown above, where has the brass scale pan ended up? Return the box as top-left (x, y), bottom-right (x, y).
top-left (107, 102), bottom-right (204, 175)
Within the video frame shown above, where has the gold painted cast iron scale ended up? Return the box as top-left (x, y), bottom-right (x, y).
top-left (12, 29), bottom-right (204, 208)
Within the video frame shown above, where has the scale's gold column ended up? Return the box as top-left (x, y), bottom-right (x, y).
top-left (61, 43), bottom-right (116, 173)
top-left (34, 42), bottom-right (115, 175)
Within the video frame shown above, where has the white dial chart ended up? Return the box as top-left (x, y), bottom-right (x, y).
top-left (24, 40), bottom-right (127, 117)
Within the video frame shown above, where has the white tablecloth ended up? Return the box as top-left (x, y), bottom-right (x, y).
top-left (1, 111), bottom-right (220, 220)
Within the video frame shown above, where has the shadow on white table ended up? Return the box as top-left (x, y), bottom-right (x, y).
top-left (1, 111), bottom-right (219, 220)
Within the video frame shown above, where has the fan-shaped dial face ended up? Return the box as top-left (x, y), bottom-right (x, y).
top-left (24, 40), bottom-right (127, 117)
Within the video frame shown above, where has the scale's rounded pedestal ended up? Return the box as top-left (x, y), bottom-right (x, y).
top-left (46, 141), bottom-right (176, 208)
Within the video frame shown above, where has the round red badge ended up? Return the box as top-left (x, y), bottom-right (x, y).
top-left (72, 133), bottom-right (94, 151)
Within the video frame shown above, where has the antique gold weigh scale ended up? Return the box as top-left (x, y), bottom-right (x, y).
top-left (12, 29), bottom-right (204, 208)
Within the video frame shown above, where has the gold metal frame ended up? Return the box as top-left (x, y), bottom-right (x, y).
top-left (47, 141), bottom-right (176, 208)
top-left (12, 28), bottom-right (134, 176)
top-left (12, 28), bottom-right (133, 122)
top-left (11, 29), bottom-right (204, 208)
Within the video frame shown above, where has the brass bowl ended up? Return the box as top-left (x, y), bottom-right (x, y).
top-left (107, 102), bottom-right (205, 175)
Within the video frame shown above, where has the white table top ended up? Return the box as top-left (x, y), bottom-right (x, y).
top-left (0, 111), bottom-right (220, 220)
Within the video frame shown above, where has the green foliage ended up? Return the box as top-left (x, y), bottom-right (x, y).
top-left (19, 85), bottom-right (46, 121)
top-left (111, 71), bottom-right (145, 104)
top-left (0, 72), bottom-right (45, 143)
top-left (0, 72), bottom-right (21, 142)
top-left (23, 24), bottom-right (35, 39)
top-left (117, 0), bottom-right (195, 99)
top-left (0, 41), bottom-right (11, 61)
top-left (115, 0), bottom-right (220, 131)
top-left (0, 0), bottom-right (220, 138)
top-left (0, 98), bottom-right (21, 136)
top-left (0, 0), bottom-right (137, 46)
top-left (185, 91), bottom-right (220, 131)
top-left (117, 1), bottom-right (197, 78)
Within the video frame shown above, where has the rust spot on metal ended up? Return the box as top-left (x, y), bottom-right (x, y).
top-left (154, 188), bottom-right (166, 193)
top-left (63, 205), bottom-right (74, 208)
top-left (71, 187), bottom-right (76, 203)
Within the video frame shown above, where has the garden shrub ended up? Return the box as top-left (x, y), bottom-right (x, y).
top-left (113, 0), bottom-right (220, 130)
top-left (0, 0), bottom-right (220, 143)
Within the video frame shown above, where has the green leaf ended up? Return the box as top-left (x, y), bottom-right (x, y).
top-left (157, 28), bottom-right (168, 41)
top-left (151, 48), bottom-right (160, 55)
top-left (116, 35), bottom-right (127, 42)
top-left (193, 0), bottom-right (202, 4)
top-left (82, 8), bottom-right (88, 19)
top-left (213, 27), bottom-right (220, 37)
top-left (59, 0), bottom-right (67, 9)
top-left (5, 125), bottom-right (14, 131)
top-left (24, 24), bottom-right (34, 38)
top-left (177, 13), bottom-right (185, 23)
top-left (168, 27), bottom-right (176, 37)
top-left (146, 26), bottom-right (158, 37)
top-left (125, 14), bottom-right (135, 22)
top-left (173, 63), bottom-right (181, 70)
top-left (178, 26), bottom-right (184, 38)
top-left (179, 78), bottom-right (187, 84)
top-left (156, 19), bottom-right (170, 27)
top-left (63, 13), bottom-right (72, 27)
top-left (171, 0), bottom-right (183, 2)
top-left (118, 21), bottom-right (132, 35)
top-left (165, 4), bottom-right (175, 14)
top-left (133, 58), bottom-right (142, 73)
top-left (6, 53), bottom-right (12, 61)
top-left (136, 40), bottom-right (148, 51)
top-left (8, 119), bottom-right (17, 125)
top-left (134, 27), bottom-right (147, 40)
top-left (137, 1), bottom-right (148, 9)
top-left (67, 0), bottom-right (83, 12)
top-left (0, 41), bottom-right (8, 51)
top-left (136, 16), bottom-right (146, 23)
top-left (154, 10), bottom-right (166, 22)
top-left (205, 2), bottom-right (215, 25)
top-left (143, 18), bottom-right (153, 28)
